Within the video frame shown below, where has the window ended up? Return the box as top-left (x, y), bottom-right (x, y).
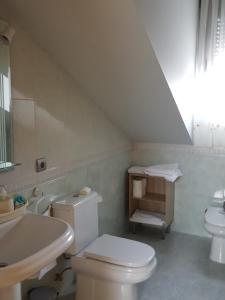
top-left (194, 0), bottom-right (225, 147)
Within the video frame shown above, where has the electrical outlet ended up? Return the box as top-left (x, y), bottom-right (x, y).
top-left (36, 158), bottom-right (47, 172)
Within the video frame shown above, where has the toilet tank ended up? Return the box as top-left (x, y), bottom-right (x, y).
top-left (52, 192), bottom-right (99, 255)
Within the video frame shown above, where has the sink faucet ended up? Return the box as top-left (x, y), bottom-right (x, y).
top-left (28, 187), bottom-right (45, 214)
top-left (34, 196), bottom-right (46, 214)
top-left (28, 188), bottom-right (57, 215)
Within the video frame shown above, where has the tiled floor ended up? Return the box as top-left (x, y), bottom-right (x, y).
top-left (60, 229), bottom-right (225, 300)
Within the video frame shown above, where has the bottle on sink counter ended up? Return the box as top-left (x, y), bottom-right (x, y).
top-left (0, 186), bottom-right (14, 214)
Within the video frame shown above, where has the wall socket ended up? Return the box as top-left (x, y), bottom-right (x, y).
top-left (36, 158), bottom-right (47, 172)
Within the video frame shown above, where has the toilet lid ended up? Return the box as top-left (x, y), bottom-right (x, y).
top-left (205, 207), bottom-right (225, 227)
top-left (84, 234), bottom-right (155, 268)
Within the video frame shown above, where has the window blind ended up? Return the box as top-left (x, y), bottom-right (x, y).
top-left (214, 0), bottom-right (225, 57)
top-left (193, 0), bottom-right (225, 147)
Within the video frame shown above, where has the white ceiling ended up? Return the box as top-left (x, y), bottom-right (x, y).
top-left (2, 0), bottom-right (192, 144)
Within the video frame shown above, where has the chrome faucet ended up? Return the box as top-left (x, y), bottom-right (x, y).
top-left (34, 195), bottom-right (46, 214)
top-left (28, 187), bottom-right (45, 214)
top-left (28, 187), bottom-right (56, 215)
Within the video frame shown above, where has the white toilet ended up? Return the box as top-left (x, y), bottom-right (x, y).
top-left (52, 191), bottom-right (157, 300)
top-left (204, 206), bottom-right (225, 264)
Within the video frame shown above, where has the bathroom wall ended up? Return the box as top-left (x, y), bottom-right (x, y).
top-left (0, 18), bottom-right (131, 191)
top-left (132, 143), bottom-right (225, 237)
top-left (0, 6), bottom-right (131, 197)
top-left (0, 8), bottom-right (132, 234)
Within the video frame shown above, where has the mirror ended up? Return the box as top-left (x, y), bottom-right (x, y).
top-left (0, 21), bottom-right (14, 172)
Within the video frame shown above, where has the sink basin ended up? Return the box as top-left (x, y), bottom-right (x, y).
top-left (0, 213), bottom-right (74, 293)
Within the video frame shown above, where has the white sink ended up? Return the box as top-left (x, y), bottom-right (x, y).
top-left (0, 214), bottom-right (74, 299)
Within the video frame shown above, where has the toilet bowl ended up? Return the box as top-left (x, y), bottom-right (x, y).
top-left (52, 192), bottom-right (157, 299)
top-left (72, 234), bottom-right (157, 300)
top-left (204, 207), bottom-right (225, 263)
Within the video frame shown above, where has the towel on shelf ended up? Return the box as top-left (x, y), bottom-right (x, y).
top-left (128, 166), bottom-right (146, 174)
top-left (144, 163), bottom-right (182, 182)
top-left (130, 209), bottom-right (165, 227)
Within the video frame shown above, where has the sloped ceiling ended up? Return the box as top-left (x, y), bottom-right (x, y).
top-left (134, 0), bottom-right (199, 138)
top-left (1, 0), bottom-right (192, 144)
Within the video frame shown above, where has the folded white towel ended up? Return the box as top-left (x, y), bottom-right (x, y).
top-left (130, 209), bottom-right (165, 227)
top-left (128, 166), bottom-right (146, 174)
top-left (144, 163), bottom-right (182, 182)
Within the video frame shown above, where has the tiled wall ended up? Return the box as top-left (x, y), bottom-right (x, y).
top-left (21, 151), bottom-right (131, 235)
top-left (132, 143), bottom-right (225, 237)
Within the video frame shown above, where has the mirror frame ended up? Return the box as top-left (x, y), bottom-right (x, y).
top-left (0, 19), bottom-right (15, 173)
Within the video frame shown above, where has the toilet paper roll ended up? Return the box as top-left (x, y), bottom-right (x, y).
top-left (133, 179), bottom-right (146, 199)
top-left (79, 186), bottom-right (92, 196)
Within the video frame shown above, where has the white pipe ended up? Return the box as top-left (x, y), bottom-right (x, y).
top-left (0, 284), bottom-right (21, 300)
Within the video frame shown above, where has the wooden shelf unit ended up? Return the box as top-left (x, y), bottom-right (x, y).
top-left (129, 172), bottom-right (175, 228)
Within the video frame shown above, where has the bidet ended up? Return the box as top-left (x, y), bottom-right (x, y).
top-left (204, 206), bottom-right (225, 264)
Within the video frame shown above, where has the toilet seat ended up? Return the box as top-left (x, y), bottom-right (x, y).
top-left (73, 251), bottom-right (157, 285)
top-left (84, 234), bottom-right (155, 268)
top-left (72, 234), bottom-right (157, 285)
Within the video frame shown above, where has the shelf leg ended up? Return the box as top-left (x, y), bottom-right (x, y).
top-left (166, 225), bottom-right (171, 234)
top-left (132, 223), bottom-right (136, 234)
top-left (161, 226), bottom-right (166, 240)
